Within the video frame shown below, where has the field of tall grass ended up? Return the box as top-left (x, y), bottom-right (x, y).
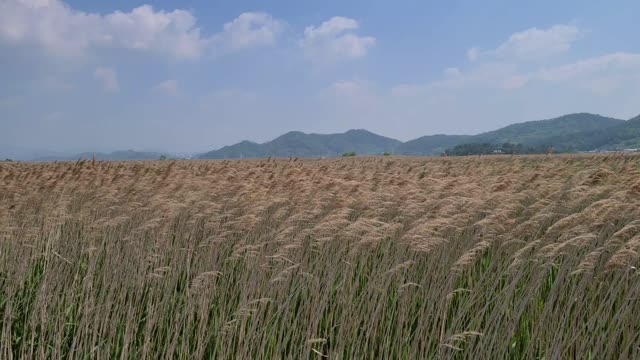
top-left (1, 154), bottom-right (640, 358)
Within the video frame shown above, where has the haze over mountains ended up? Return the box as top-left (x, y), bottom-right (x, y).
top-left (33, 150), bottom-right (172, 162)
top-left (4, 113), bottom-right (639, 161)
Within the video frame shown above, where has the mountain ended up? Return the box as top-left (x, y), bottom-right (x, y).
top-left (468, 113), bottom-right (624, 147)
top-left (13, 112), bottom-right (636, 162)
top-left (198, 113), bottom-right (637, 159)
top-left (199, 129), bottom-right (402, 159)
top-left (348, 113), bottom-right (625, 156)
top-left (34, 150), bottom-right (170, 162)
top-left (397, 135), bottom-right (473, 156)
top-left (545, 114), bottom-right (640, 152)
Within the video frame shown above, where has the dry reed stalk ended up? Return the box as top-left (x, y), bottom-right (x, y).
top-left (0, 154), bottom-right (639, 358)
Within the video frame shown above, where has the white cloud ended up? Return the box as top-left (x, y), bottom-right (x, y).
top-left (387, 49), bottom-right (640, 134)
top-left (536, 52), bottom-right (640, 82)
top-left (497, 24), bottom-right (581, 59)
top-left (94, 67), bottom-right (119, 91)
top-left (394, 25), bottom-right (638, 98)
top-left (394, 52), bottom-right (640, 97)
top-left (103, 5), bottom-right (207, 60)
top-left (0, 0), bottom-right (209, 59)
top-left (153, 79), bottom-right (179, 96)
top-left (495, 25), bottom-right (581, 60)
top-left (469, 24), bottom-right (582, 62)
top-left (216, 12), bottom-right (283, 51)
top-left (301, 17), bottom-right (375, 63)
top-left (0, 1), bottom-right (284, 60)
top-left (524, 52), bottom-right (640, 94)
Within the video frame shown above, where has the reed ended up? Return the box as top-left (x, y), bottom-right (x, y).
top-left (1, 154), bottom-right (639, 358)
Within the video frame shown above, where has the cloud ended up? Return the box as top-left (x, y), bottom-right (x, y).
top-left (536, 52), bottom-right (640, 82)
top-left (469, 24), bottom-right (582, 62)
top-left (216, 12), bottom-right (283, 52)
top-left (393, 24), bottom-right (639, 98)
top-left (301, 17), bottom-right (375, 63)
top-left (0, 1), bottom-right (284, 60)
top-left (94, 67), bottom-right (119, 91)
top-left (467, 47), bottom-right (479, 61)
top-left (319, 80), bottom-right (379, 113)
top-left (153, 79), bottom-right (179, 96)
top-left (523, 52), bottom-right (640, 94)
top-left (387, 49), bottom-right (640, 134)
top-left (497, 24), bottom-right (581, 59)
top-left (0, 0), bottom-right (209, 59)
top-left (394, 52), bottom-right (640, 97)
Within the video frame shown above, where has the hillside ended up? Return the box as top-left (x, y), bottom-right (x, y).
top-left (21, 113), bottom-right (639, 161)
top-left (199, 129), bottom-right (401, 159)
top-left (547, 114), bottom-right (640, 151)
top-left (468, 113), bottom-right (624, 146)
top-left (200, 113), bottom-right (629, 158)
top-left (397, 134), bottom-right (472, 155)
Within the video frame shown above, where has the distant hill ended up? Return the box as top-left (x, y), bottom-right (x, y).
top-left (34, 150), bottom-right (170, 162)
top-left (200, 113), bottom-right (630, 158)
top-left (397, 135), bottom-right (472, 156)
top-left (469, 113), bottom-right (624, 147)
top-left (199, 129), bottom-right (401, 159)
top-left (16, 112), bottom-right (639, 162)
top-left (545, 114), bottom-right (640, 152)
top-left (442, 113), bottom-right (640, 155)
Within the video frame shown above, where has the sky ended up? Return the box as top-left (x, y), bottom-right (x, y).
top-left (1, 0), bottom-right (640, 155)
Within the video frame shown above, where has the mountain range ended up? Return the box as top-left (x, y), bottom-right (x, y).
top-left (198, 129), bottom-right (402, 159)
top-left (5, 112), bottom-right (639, 161)
top-left (199, 113), bottom-right (640, 159)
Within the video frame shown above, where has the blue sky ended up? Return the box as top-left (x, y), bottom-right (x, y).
top-left (1, 0), bottom-right (640, 154)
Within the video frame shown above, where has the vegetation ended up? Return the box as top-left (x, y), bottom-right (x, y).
top-left (397, 134), bottom-right (473, 156)
top-left (2, 155), bottom-right (640, 358)
top-left (444, 142), bottom-right (549, 156)
top-left (342, 151), bottom-right (356, 157)
top-left (546, 115), bottom-right (640, 152)
top-left (469, 113), bottom-right (623, 146)
top-left (199, 129), bottom-right (400, 159)
top-left (20, 113), bottom-right (640, 162)
top-left (198, 113), bottom-right (640, 159)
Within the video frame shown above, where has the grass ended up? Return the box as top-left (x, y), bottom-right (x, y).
top-left (1, 154), bottom-right (640, 358)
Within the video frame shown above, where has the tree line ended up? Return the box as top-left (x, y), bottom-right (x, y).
top-left (444, 142), bottom-right (551, 156)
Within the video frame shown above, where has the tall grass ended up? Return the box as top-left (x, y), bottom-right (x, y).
top-left (1, 154), bottom-right (640, 358)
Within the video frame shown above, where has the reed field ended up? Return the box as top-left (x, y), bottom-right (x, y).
top-left (2, 154), bottom-right (640, 359)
